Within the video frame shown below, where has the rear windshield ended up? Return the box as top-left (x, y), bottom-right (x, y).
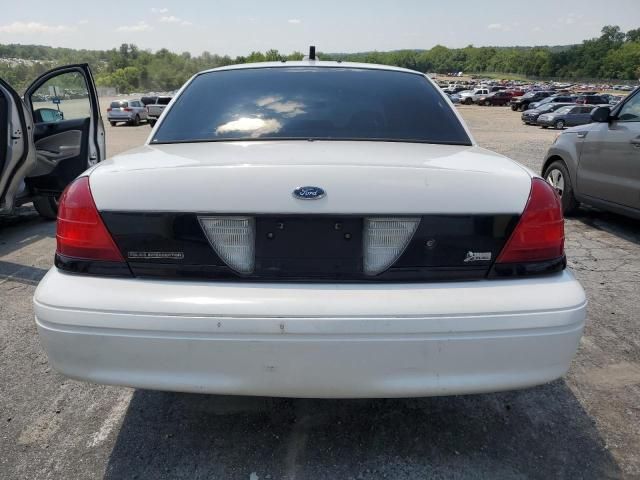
top-left (157, 97), bottom-right (172, 105)
top-left (152, 67), bottom-right (471, 145)
top-left (110, 101), bottom-right (127, 108)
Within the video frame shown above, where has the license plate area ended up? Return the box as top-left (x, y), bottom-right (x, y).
top-left (255, 217), bottom-right (363, 277)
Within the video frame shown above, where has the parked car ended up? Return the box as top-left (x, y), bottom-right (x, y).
top-left (0, 64), bottom-right (104, 219)
top-left (146, 96), bottom-right (172, 126)
top-left (140, 95), bottom-right (159, 106)
top-left (447, 93), bottom-right (461, 104)
top-left (107, 99), bottom-right (148, 126)
top-left (476, 91), bottom-right (512, 106)
top-left (510, 91), bottom-right (554, 111)
top-left (528, 95), bottom-right (575, 110)
top-left (537, 105), bottom-right (598, 129)
top-left (521, 102), bottom-right (574, 125)
top-left (507, 88), bottom-right (526, 97)
top-left (459, 88), bottom-right (489, 105)
top-left (575, 95), bottom-right (609, 105)
top-left (542, 89), bottom-right (640, 218)
top-left (607, 95), bottom-right (624, 106)
top-left (31, 60), bottom-right (585, 399)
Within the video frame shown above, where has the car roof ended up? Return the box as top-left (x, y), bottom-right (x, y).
top-left (196, 60), bottom-right (425, 76)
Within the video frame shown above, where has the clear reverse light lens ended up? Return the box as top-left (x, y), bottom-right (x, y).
top-left (363, 217), bottom-right (420, 276)
top-left (199, 216), bottom-right (255, 274)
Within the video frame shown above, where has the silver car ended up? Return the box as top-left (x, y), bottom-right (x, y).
top-left (542, 88), bottom-right (640, 218)
top-left (107, 99), bottom-right (148, 126)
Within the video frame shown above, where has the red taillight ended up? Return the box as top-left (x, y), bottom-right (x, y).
top-left (107, 107), bottom-right (112, 112)
top-left (496, 178), bottom-right (564, 264)
top-left (56, 177), bottom-right (124, 262)
top-left (123, 107), bottom-right (133, 112)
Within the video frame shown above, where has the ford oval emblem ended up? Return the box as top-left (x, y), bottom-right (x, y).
top-left (293, 186), bottom-right (326, 200)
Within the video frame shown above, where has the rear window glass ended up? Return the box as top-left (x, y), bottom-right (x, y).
top-left (157, 97), bottom-right (172, 105)
top-left (153, 67), bottom-right (471, 145)
top-left (110, 101), bottom-right (127, 108)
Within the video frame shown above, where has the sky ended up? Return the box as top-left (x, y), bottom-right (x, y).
top-left (1, 0), bottom-right (640, 56)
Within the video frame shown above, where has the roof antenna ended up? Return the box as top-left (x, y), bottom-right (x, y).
top-left (309, 45), bottom-right (316, 60)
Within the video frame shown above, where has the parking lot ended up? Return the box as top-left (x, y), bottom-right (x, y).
top-left (1, 104), bottom-right (639, 479)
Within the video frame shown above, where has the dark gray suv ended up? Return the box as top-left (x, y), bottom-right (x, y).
top-left (542, 87), bottom-right (640, 218)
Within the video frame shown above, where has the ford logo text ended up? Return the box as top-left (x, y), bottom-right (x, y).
top-left (293, 186), bottom-right (326, 200)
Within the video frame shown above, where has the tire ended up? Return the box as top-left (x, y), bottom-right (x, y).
top-left (541, 125), bottom-right (548, 129)
top-left (511, 104), bottom-right (518, 111)
top-left (149, 119), bottom-right (157, 127)
top-left (33, 196), bottom-right (58, 220)
top-left (465, 98), bottom-right (473, 105)
top-left (110, 121), bottom-right (116, 127)
top-left (519, 104), bottom-right (526, 111)
top-left (543, 161), bottom-right (579, 215)
top-left (555, 120), bottom-right (565, 129)
top-left (484, 100), bottom-right (491, 106)
top-left (132, 115), bottom-right (140, 126)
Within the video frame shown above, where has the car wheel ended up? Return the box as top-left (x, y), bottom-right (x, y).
top-left (511, 105), bottom-right (517, 111)
top-left (133, 115), bottom-right (141, 126)
top-left (465, 98), bottom-right (473, 105)
top-left (484, 100), bottom-right (491, 106)
top-left (33, 195), bottom-right (58, 220)
top-left (541, 125), bottom-right (548, 129)
top-left (555, 120), bottom-right (565, 129)
top-left (149, 119), bottom-right (157, 127)
top-left (544, 161), bottom-right (579, 215)
top-left (110, 121), bottom-right (116, 127)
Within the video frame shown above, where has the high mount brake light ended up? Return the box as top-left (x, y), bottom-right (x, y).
top-left (56, 177), bottom-right (124, 262)
top-left (496, 178), bottom-right (564, 265)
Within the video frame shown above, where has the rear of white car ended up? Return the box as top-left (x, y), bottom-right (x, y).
top-left (34, 62), bottom-right (586, 398)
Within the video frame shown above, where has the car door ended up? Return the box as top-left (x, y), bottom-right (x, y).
top-left (577, 91), bottom-right (640, 210)
top-left (23, 64), bottom-right (104, 200)
top-left (0, 79), bottom-right (35, 214)
top-left (566, 106), bottom-right (586, 126)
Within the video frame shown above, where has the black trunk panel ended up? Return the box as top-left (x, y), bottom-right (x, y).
top-left (101, 212), bottom-right (519, 282)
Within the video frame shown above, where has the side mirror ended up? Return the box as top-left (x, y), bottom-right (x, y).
top-left (591, 106), bottom-right (611, 123)
top-left (34, 107), bottom-right (64, 123)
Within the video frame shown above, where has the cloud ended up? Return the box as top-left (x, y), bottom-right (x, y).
top-left (116, 21), bottom-right (152, 32)
top-left (0, 21), bottom-right (75, 34)
top-left (159, 15), bottom-right (181, 23)
top-left (78, 19), bottom-right (89, 25)
top-left (532, 26), bottom-right (542, 32)
top-left (158, 15), bottom-right (192, 26)
top-left (288, 19), bottom-right (301, 24)
top-left (151, 7), bottom-right (169, 13)
top-left (487, 23), bottom-right (512, 32)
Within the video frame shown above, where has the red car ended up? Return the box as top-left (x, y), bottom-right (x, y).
top-left (476, 91), bottom-right (513, 106)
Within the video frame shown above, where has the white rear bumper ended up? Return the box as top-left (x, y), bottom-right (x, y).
top-left (34, 269), bottom-right (586, 398)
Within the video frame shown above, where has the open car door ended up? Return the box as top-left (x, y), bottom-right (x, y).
top-left (23, 63), bottom-right (105, 218)
top-left (0, 78), bottom-right (35, 215)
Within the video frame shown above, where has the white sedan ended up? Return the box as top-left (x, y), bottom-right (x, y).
top-left (33, 60), bottom-right (586, 398)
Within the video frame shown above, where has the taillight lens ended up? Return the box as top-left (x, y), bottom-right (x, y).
top-left (363, 217), bottom-right (420, 275)
top-left (123, 107), bottom-right (133, 112)
top-left (198, 216), bottom-right (256, 274)
top-left (496, 178), bottom-right (564, 264)
top-left (56, 177), bottom-right (124, 262)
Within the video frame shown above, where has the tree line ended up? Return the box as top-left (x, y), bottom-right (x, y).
top-left (1, 25), bottom-right (638, 93)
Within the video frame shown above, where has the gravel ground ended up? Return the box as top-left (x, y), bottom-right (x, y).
top-left (1, 105), bottom-right (638, 480)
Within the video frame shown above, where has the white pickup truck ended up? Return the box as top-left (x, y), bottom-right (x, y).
top-left (458, 88), bottom-right (490, 105)
top-left (145, 96), bottom-right (172, 126)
